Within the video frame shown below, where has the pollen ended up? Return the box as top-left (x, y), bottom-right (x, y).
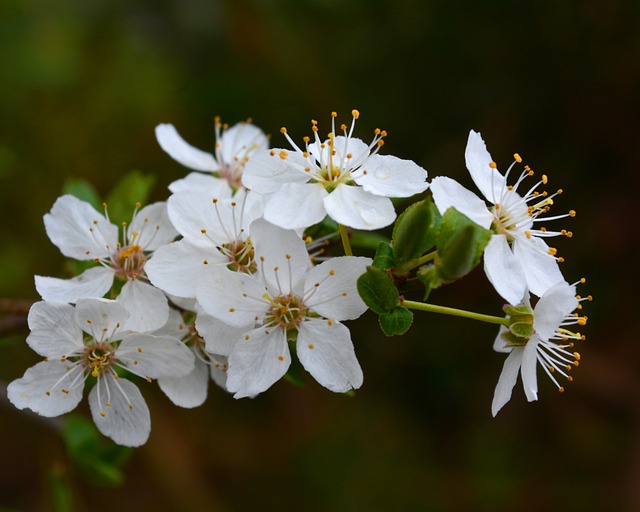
top-left (278, 355), bottom-right (284, 361)
top-left (308, 343), bottom-right (314, 349)
top-left (329, 269), bottom-right (335, 276)
top-left (513, 153), bottom-right (522, 163)
top-left (280, 127), bottom-right (287, 134)
top-left (279, 150), bottom-right (288, 160)
top-left (352, 109), bottom-right (360, 119)
top-left (229, 308), bottom-right (236, 312)
top-left (489, 161), bottom-right (497, 169)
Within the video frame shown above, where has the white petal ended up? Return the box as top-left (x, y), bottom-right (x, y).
top-left (533, 281), bottom-right (578, 340)
top-left (117, 333), bottom-right (195, 379)
top-left (492, 326), bottom-right (512, 354)
top-left (251, 218), bottom-right (310, 293)
top-left (145, 239), bottom-right (227, 299)
top-left (483, 235), bottom-right (527, 305)
top-left (196, 313), bottom-right (247, 356)
top-left (118, 280), bottom-right (169, 333)
top-left (155, 123), bottom-right (218, 172)
top-left (152, 307), bottom-right (187, 339)
top-left (429, 176), bottom-right (494, 229)
top-left (305, 256), bottom-right (371, 321)
top-left (26, 301), bottom-right (84, 357)
top-left (219, 122), bottom-right (269, 163)
top-left (157, 357), bottom-right (209, 408)
top-left (196, 270), bottom-right (269, 328)
top-left (241, 149), bottom-right (310, 193)
top-left (209, 355), bottom-right (229, 390)
top-left (491, 348), bottom-right (523, 417)
top-left (75, 298), bottom-right (129, 341)
top-left (465, 130), bottom-right (506, 203)
top-left (35, 266), bottom-right (114, 303)
top-left (128, 202), bottom-right (177, 251)
top-left (520, 337), bottom-right (539, 402)
top-left (297, 318), bottom-right (363, 392)
top-left (324, 184), bottom-right (396, 230)
top-left (168, 172), bottom-right (235, 195)
top-left (44, 195), bottom-right (117, 260)
top-left (263, 182), bottom-right (328, 230)
top-left (513, 236), bottom-right (566, 299)
top-left (89, 377), bottom-right (150, 447)
top-left (226, 327), bottom-right (290, 398)
top-left (354, 154), bottom-right (428, 197)
top-left (8, 360), bottom-right (84, 417)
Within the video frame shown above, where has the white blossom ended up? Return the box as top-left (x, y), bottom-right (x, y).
top-left (242, 110), bottom-right (429, 231)
top-left (430, 130), bottom-right (574, 304)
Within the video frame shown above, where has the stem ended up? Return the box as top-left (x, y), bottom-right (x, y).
top-left (394, 250), bottom-right (437, 275)
top-left (338, 224), bottom-right (353, 256)
top-left (403, 300), bottom-right (509, 326)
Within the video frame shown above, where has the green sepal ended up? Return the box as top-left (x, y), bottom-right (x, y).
top-left (62, 415), bottom-right (132, 487)
top-left (372, 241), bottom-right (395, 270)
top-left (416, 265), bottom-right (442, 301)
top-left (104, 170), bottom-right (156, 225)
top-left (435, 207), bottom-right (491, 280)
top-left (356, 265), bottom-right (399, 315)
top-left (509, 321), bottom-right (535, 338)
top-left (63, 177), bottom-right (102, 211)
top-left (391, 199), bottom-right (441, 266)
top-left (379, 306), bottom-right (414, 336)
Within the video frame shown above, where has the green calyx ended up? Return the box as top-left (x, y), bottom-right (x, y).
top-left (501, 304), bottom-right (535, 346)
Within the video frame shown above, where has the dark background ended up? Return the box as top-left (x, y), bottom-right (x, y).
top-left (0, 1), bottom-right (636, 510)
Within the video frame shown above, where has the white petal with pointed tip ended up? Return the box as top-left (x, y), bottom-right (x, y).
top-left (324, 184), bottom-right (396, 230)
top-left (533, 281), bottom-right (578, 340)
top-left (491, 348), bottom-right (523, 417)
top-left (155, 123), bottom-right (218, 172)
top-left (263, 182), bottom-right (328, 230)
top-left (514, 237), bottom-right (566, 299)
top-left (465, 130), bottom-right (506, 202)
top-left (297, 318), bottom-right (363, 392)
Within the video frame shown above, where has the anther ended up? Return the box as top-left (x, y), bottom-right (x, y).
top-left (514, 153), bottom-right (522, 163)
top-left (489, 162), bottom-right (497, 169)
top-left (352, 109), bottom-right (360, 119)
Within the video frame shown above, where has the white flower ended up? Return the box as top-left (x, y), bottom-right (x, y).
top-left (7, 299), bottom-right (195, 446)
top-left (241, 110), bottom-right (429, 231)
top-left (430, 130), bottom-right (574, 304)
top-left (35, 195), bottom-right (178, 331)
top-left (491, 281), bottom-right (589, 416)
top-left (145, 188), bottom-right (264, 300)
top-left (156, 119), bottom-right (269, 191)
top-left (195, 218), bottom-right (371, 398)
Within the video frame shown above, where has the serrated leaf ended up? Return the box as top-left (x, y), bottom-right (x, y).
top-left (392, 199), bottom-right (441, 265)
top-left (372, 241), bottom-right (395, 270)
top-left (379, 306), bottom-right (413, 336)
top-left (104, 170), bottom-right (156, 225)
top-left (356, 266), bottom-right (399, 315)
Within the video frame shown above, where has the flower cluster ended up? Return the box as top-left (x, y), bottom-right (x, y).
top-left (8, 110), bottom-right (589, 446)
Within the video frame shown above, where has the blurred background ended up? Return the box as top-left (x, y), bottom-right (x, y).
top-left (0, 0), bottom-right (636, 510)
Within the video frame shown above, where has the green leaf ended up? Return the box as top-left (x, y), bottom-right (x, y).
top-left (350, 230), bottom-right (390, 251)
top-left (416, 265), bottom-right (442, 301)
top-left (104, 170), bottom-right (156, 225)
top-left (63, 177), bottom-right (102, 211)
top-left (435, 207), bottom-right (491, 280)
top-left (62, 415), bottom-right (132, 487)
top-left (379, 306), bottom-right (413, 336)
top-left (392, 199), bottom-right (441, 265)
top-left (356, 266), bottom-right (399, 315)
top-left (371, 241), bottom-right (395, 270)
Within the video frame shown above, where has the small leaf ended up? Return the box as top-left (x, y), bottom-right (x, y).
top-left (416, 265), bottom-right (442, 301)
top-left (356, 266), bottom-right (399, 315)
top-left (372, 241), bottom-right (395, 270)
top-left (392, 199), bottom-right (441, 265)
top-left (104, 170), bottom-right (156, 224)
top-left (379, 306), bottom-right (413, 336)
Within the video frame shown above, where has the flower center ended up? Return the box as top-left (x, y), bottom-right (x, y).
top-left (82, 342), bottom-right (115, 377)
top-left (501, 304), bottom-right (535, 346)
top-left (113, 244), bottom-right (146, 279)
top-left (265, 293), bottom-right (308, 330)
top-left (220, 239), bottom-right (256, 273)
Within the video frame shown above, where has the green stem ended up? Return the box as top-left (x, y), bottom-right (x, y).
top-left (338, 224), bottom-right (353, 256)
top-left (394, 250), bottom-right (438, 275)
top-left (403, 300), bottom-right (509, 326)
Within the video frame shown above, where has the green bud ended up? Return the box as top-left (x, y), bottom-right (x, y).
top-left (391, 199), bottom-right (441, 266)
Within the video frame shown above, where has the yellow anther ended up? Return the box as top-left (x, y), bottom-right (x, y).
top-left (525, 230), bottom-right (532, 239)
top-left (542, 174), bottom-right (548, 184)
top-left (489, 161), bottom-right (497, 169)
top-left (229, 308), bottom-right (235, 312)
top-left (269, 150), bottom-right (276, 156)
top-left (308, 343), bottom-right (315, 349)
top-left (303, 136), bottom-right (310, 143)
top-left (329, 269), bottom-right (335, 276)
top-left (558, 387), bottom-right (565, 393)
top-left (203, 260), bottom-right (208, 265)
top-left (569, 210), bottom-right (576, 217)
top-left (513, 153), bottom-right (522, 163)
top-left (100, 411), bottom-right (106, 417)
top-left (331, 111), bottom-right (337, 118)
top-left (280, 127), bottom-right (287, 134)
top-left (279, 150), bottom-right (288, 160)
top-left (574, 352), bottom-right (581, 360)
top-left (380, 130), bottom-right (387, 137)
top-left (548, 247), bottom-right (558, 256)
top-left (278, 355), bottom-right (284, 361)
top-left (340, 123), bottom-right (347, 131)
top-left (352, 109), bottom-right (360, 119)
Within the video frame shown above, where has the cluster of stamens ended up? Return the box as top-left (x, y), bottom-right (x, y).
top-left (213, 116), bottom-right (264, 189)
top-left (272, 110), bottom-right (387, 192)
top-left (488, 155), bottom-right (575, 262)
